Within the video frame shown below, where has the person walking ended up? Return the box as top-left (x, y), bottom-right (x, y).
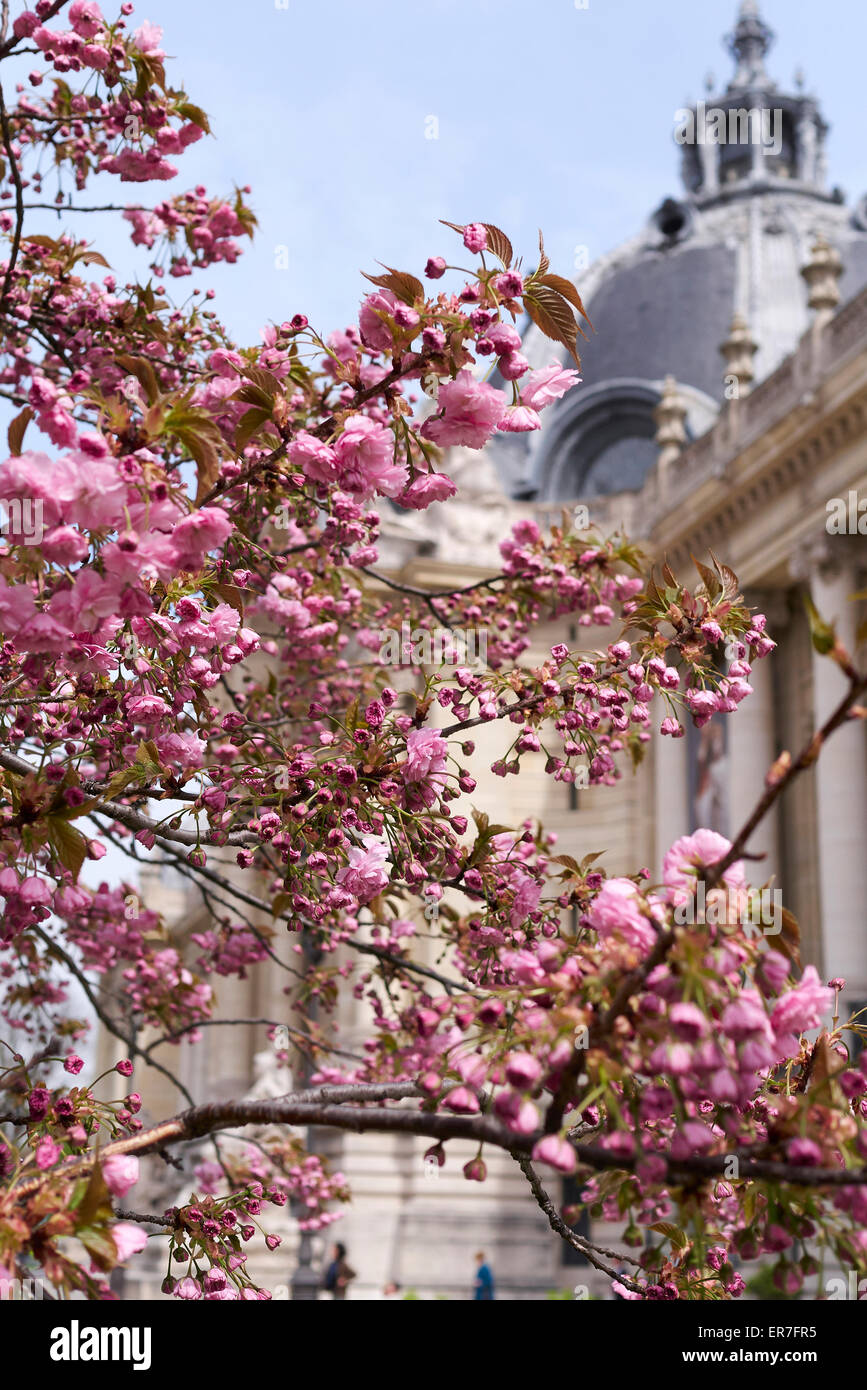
top-left (322, 1242), bottom-right (356, 1300)
top-left (473, 1250), bottom-right (495, 1300)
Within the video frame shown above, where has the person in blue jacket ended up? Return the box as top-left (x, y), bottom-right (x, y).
top-left (473, 1250), bottom-right (495, 1300)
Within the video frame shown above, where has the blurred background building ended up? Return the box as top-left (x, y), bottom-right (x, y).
top-left (113, 1), bottom-right (867, 1299)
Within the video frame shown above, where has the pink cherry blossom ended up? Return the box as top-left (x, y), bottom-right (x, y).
top-left (771, 966), bottom-right (834, 1037)
top-left (420, 369), bottom-right (507, 449)
top-left (662, 829), bottom-right (744, 904)
top-left (586, 877), bottom-right (657, 955)
top-left (288, 431), bottom-right (340, 484)
top-left (334, 415), bottom-right (408, 499)
top-left (335, 835), bottom-right (391, 902)
top-left (102, 1154), bottom-right (140, 1198)
top-left (520, 363), bottom-right (581, 410)
top-left (498, 405), bottom-right (541, 432)
top-left (111, 1222), bottom-right (149, 1261)
top-left (170, 508), bottom-right (233, 569)
top-left (402, 727), bottom-right (448, 784)
top-left (398, 473), bottom-right (457, 508)
top-left (531, 1135), bottom-right (576, 1174)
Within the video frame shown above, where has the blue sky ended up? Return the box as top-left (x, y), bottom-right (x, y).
top-left (22, 0), bottom-right (867, 345)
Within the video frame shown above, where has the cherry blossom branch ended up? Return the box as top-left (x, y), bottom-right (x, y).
top-left (22, 202), bottom-right (147, 212)
top-left (143, 1016), bottom-right (367, 1067)
top-left (359, 566), bottom-right (520, 601)
top-left (92, 819), bottom-right (303, 980)
top-left (198, 354), bottom-right (429, 508)
top-left (32, 926), bottom-right (196, 1107)
top-left (544, 659), bottom-right (867, 1135)
top-left (114, 1207), bottom-right (181, 1229)
top-left (515, 1154), bottom-right (645, 1292)
top-left (0, 747), bottom-right (255, 847)
top-left (13, 1084), bottom-right (867, 1207)
top-left (353, 939), bottom-right (475, 995)
top-left (0, 0), bottom-right (64, 57)
top-left (104, 815), bottom-right (474, 998)
top-left (704, 662), bottom-right (867, 888)
top-left (0, 78), bottom-right (24, 319)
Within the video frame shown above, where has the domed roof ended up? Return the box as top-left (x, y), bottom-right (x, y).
top-left (490, 1), bottom-right (867, 503)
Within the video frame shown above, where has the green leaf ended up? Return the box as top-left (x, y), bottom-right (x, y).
top-left (708, 550), bottom-right (741, 603)
top-left (176, 101), bottom-right (211, 134)
top-left (46, 816), bottom-right (88, 881)
top-left (102, 765), bottom-right (141, 801)
top-left (231, 381), bottom-right (272, 411)
top-left (72, 247), bottom-right (112, 270)
top-left (135, 738), bottom-right (162, 766)
top-left (235, 407), bottom-right (272, 452)
top-left (21, 233), bottom-right (60, 253)
top-left (776, 906), bottom-right (801, 970)
top-left (164, 405), bottom-right (224, 503)
top-left (78, 1157), bottom-right (113, 1226)
top-left (240, 365), bottom-right (282, 397)
top-left (78, 1226), bottom-right (119, 1271)
top-left (439, 220), bottom-right (513, 268)
top-left (803, 594), bottom-right (836, 655)
top-left (650, 1221), bottom-right (689, 1248)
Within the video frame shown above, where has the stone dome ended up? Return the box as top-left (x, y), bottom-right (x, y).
top-left (490, 0), bottom-right (867, 503)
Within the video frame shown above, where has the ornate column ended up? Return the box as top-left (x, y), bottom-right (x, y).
top-left (800, 235), bottom-right (843, 327)
top-left (796, 540), bottom-right (867, 996)
top-left (654, 725), bottom-right (690, 880)
top-left (750, 102), bottom-right (766, 182)
top-left (698, 88), bottom-right (719, 197)
top-left (726, 590), bottom-right (786, 887)
top-left (796, 100), bottom-right (818, 184)
top-left (653, 376), bottom-right (688, 497)
top-left (719, 314), bottom-right (758, 398)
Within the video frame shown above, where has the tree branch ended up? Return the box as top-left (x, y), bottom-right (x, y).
top-left (515, 1154), bottom-right (646, 1294)
top-left (0, 747), bottom-right (255, 847)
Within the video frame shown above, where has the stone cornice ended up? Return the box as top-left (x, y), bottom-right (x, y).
top-left (644, 286), bottom-right (867, 572)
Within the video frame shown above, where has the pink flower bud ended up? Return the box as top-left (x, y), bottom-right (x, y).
top-left (462, 223), bottom-right (488, 253)
top-left (504, 1052), bottom-right (542, 1090)
top-left (531, 1135), bottom-right (576, 1174)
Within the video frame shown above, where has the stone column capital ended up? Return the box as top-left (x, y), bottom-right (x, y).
top-left (745, 587), bottom-right (791, 633)
top-left (788, 533), bottom-right (864, 585)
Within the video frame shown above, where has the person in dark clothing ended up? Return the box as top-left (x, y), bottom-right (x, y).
top-left (322, 1242), bottom-right (356, 1300)
top-left (473, 1250), bottom-right (495, 1300)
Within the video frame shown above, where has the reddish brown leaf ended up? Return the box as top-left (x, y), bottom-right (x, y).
top-left (481, 223), bottom-right (513, 268)
top-left (362, 265), bottom-right (424, 306)
top-left (538, 272), bottom-right (593, 331)
top-left (7, 406), bottom-right (32, 456)
top-left (439, 220), bottom-right (512, 268)
top-left (523, 286), bottom-right (582, 367)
